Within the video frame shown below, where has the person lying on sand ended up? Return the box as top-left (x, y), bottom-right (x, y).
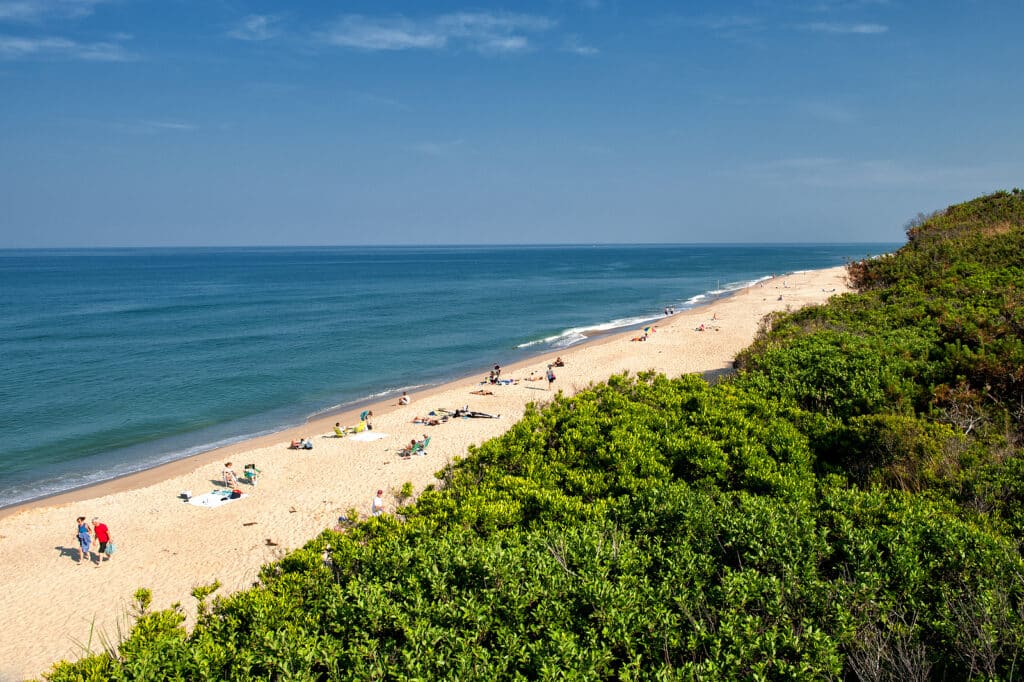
top-left (453, 407), bottom-right (499, 419)
top-left (413, 415), bottom-right (447, 425)
top-left (470, 389), bottom-right (495, 395)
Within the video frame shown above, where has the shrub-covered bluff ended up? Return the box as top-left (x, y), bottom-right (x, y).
top-left (47, 190), bottom-right (1024, 681)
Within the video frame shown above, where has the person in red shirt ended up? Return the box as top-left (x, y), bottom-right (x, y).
top-left (91, 517), bottom-right (112, 564)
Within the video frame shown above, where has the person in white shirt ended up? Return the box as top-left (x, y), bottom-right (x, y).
top-left (371, 489), bottom-right (384, 516)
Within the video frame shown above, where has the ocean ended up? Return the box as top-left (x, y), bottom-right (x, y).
top-left (0, 244), bottom-right (896, 507)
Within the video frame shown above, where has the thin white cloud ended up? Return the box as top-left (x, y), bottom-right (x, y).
top-left (321, 15), bottom-right (445, 50)
top-left (412, 138), bottom-right (465, 156)
top-left (677, 13), bottom-right (766, 44)
top-left (738, 157), bottom-right (1006, 190)
top-left (688, 14), bottom-right (763, 31)
top-left (800, 21), bottom-right (889, 34)
top-left (228, 14), bottom-right (282, 42)
top-left (109, 119), bottom-right (197, 135)
top-left (319, 12), bottom-right (555, 54)
top-left (0, 33), bottom-right (133, 60)
top-left (0, 0), bottom-right (107, 22)
top-left (562, 34), bottom-right (598, 56)
top-left (797, 100), bottom-right (859, 125)
top-left (806, 0), bottom-right (890, 11)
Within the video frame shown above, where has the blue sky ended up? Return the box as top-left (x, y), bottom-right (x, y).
top-left (1, 0), bottom-right (1022, 247)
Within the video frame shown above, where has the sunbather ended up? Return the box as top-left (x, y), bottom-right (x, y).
top-left (453, 408), bottom-right (499, 419)
top-left (399, 439), bottom-right (419, 457)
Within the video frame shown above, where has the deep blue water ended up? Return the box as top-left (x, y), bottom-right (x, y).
top-left (0, 244), bottom-right (897, 507)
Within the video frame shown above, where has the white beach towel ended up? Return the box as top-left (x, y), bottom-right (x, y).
top-left (188, 490), bottom-right (246, 508)
top-left (348, 431), bottom-right (387, 442)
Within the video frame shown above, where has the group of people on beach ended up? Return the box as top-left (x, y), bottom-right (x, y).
top-left (222, 462), bottom-right (260, 488)
top-left (73, 516), bottom-right (113, 565)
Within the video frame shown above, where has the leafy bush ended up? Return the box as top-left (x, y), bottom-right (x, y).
top-left (44, 190), bottom-right (1024, 681)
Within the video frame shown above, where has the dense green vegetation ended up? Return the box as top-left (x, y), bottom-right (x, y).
top-left (46, 191), bottom-right (1024, 680)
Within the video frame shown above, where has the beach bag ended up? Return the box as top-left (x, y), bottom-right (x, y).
top-left (105, 542), bottom-right (116, 556)
top-left (230, 489), bottom-right (242, 499)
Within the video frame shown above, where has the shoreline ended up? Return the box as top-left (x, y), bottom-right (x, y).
top-left (0, 276), bottom-right (762, 518)
top-left (0, 265), bottom-right (852, 682)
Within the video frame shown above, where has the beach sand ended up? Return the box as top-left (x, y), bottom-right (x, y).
top-left (0, 266), bottom-right (850, 682)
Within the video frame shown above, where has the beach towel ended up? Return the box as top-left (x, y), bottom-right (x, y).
top-left (188, 490), bottom-right (247, 508)
top-left (348, 431), bottom-right (387, 442)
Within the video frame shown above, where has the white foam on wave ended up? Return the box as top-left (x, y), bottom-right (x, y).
top-left (306, 384), bottom-right (429, 419)
top-left (516, 313), bottom-right (659, 350)
top-left (0, 429), bottom-right (284, 509)
top-left (516, 274), bottom-right (775, 352)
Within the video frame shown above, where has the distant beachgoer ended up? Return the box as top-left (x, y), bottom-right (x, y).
top-left (75, 516), bottom-right (91, 564)
top-left (223, 462), bottom-right (239, 487)
top-left (697, 324), bottom-right (705, 332)
top-left (553, 357), bottom-right (565, 367)
top-left (359, 409), bottom-right (373, 429)
top-left (302, 437), bottom-right (313, 450)
top-left (712, 312), bottom-right (718, 321)
top-left (398, 391), bottom-right (410, 406)
top-left (371, 489), bottom-right (384, 516)
top-left (453, 408), bottom-right (499, 419)
top-left (546, 365), bottom-right (556, 391)
top-left (92, 517), bottom-right (111, 564)
top-left (289, 439), bottom-right (301, 449)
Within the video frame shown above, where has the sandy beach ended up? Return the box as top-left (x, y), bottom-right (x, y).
top-left (0, 265), bottom-right (850, 682)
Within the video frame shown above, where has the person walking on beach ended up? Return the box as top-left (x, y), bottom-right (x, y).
top-left (371, 489), bottom-right (384, 517)
top-left (91, 517), bottom-right (112, 564)
top-left (75, 516), bottom-right (91, 564)
top-left (546, 365), bottom-right (556, 391)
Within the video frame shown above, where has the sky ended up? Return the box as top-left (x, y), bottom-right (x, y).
top-left (1, 0), bottom-right (1022, 247)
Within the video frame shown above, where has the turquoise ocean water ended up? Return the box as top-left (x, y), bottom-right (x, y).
top-left (0, 244), bottom-right (896, 507)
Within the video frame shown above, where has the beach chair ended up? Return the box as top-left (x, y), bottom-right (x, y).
top-left (333, 425), bottom-right (347, 438)
top-left (404, 436), bottom-right (431, 457)
top-left (353, 420), bottom-right (367, 433)
top-left (243, 464), bottom-right (261, 486)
